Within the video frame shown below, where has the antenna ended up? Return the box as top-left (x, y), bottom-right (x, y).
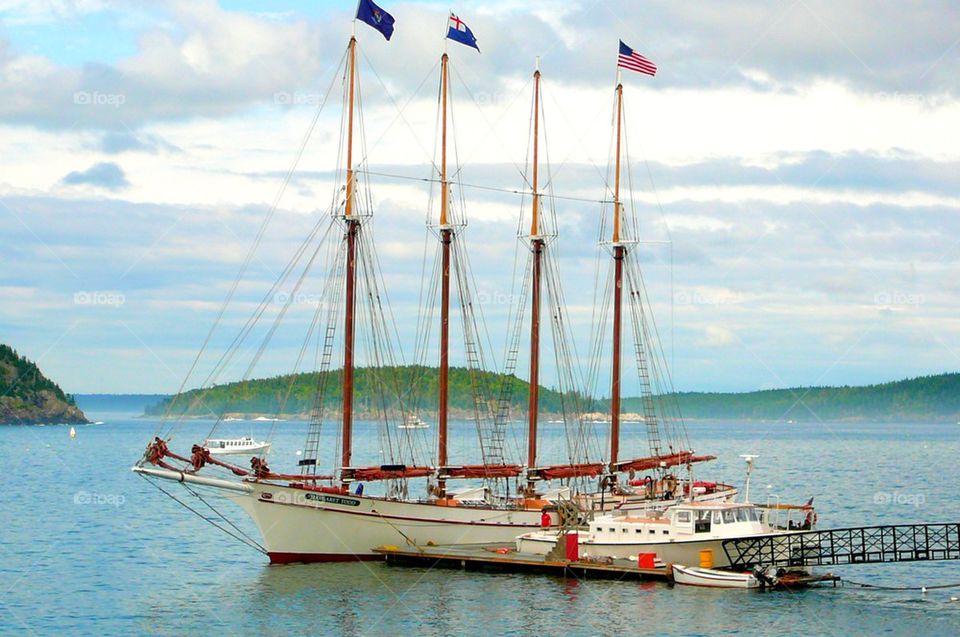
top-left (740, 454), bottom-right (759, 503)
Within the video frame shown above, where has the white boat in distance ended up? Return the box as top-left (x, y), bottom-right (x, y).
top-left (398, 416), bottom-right (429, 429)
top-left (205, 436), bottom-right (272, 455)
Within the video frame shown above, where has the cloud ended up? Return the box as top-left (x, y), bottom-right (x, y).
top-left (697, 325), bottom-right (737, 348)
top-left (97, 131), bottom-right (180, 154)
top-left (2, 2), bottom-right (960, 394)
top-left (61, 162), bottom-right (130, 189)
top-left (1, 1), bottom-right (959, 132)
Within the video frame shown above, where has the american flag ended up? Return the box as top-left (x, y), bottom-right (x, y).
top-left (618, 40), bottom-right (657, 76)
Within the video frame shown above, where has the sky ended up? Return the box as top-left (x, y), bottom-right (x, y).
top-left (1, 0), bottom-right (959, 396)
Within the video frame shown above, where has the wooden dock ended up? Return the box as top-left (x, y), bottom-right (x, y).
top-left (374, 543), bottom-right (671, 581)
top-left (374, 543), bottom-right (843, 590)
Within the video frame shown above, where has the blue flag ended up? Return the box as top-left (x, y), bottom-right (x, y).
top-left (446, 13), bottom-right (479, 51)
top-left (356, 0), bottom-right (395, 41)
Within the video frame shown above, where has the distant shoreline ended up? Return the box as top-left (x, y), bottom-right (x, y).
top-left (125, 412), bottom-right (960, 425)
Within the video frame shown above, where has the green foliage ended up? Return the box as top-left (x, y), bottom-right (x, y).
top-left (0, 344), bottom-right (72, 402)
top-left (146, 365), bottom-right (586, 418)
top-left (644, 373), bottom-right (960, 422)
top-left (147, 365), bottom-right (960, 423)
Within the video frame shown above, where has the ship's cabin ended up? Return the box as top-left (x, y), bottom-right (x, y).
top-left (589, 502), bottom-right (770, 542)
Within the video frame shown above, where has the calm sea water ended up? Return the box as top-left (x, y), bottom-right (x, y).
top-left (3, 412), bottom-right (960, 636)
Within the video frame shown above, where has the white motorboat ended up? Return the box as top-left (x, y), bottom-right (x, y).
top-left (204, 436), bottom-right (272, 455)
top-left (516, 499), bottom-right (816, 569)
top-left (398, 416), bottom-right (429, 429)
top-left (672, 564), bottom-right (760, 589)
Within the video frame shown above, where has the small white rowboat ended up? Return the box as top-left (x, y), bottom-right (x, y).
top-left (672, 564), bottom-right (760, 589)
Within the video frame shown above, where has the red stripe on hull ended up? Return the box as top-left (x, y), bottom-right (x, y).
top-left (268, 552), bottom-right (384, 565)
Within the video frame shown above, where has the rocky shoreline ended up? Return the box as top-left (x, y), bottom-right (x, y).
top-left (0, 390), bottom-right (89, 425)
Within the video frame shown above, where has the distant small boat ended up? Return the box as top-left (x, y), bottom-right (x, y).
top-left (223, 417), bottom-right (243, 422)
top-left (672, 564), bottom-right (760, 589)
top-left (204, 436), bottom-right (271, 455)
top-left (253, 416), bottom-right (279, 422)
top-left (69, 426), bottom-right (76, 439)
top-left (399, 416), bottom-right (429, 430)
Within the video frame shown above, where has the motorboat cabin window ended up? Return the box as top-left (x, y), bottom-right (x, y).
top-left (694, 510), bottom-right (711, 533)
top-left (713, 511), bottom-right (723, 524)
top-left (723, 509), bottom-right (738, 524)
top-left (675, 511), bottom-right (691, 523)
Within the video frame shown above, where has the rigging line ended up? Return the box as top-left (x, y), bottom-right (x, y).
top-left (160, 47), bottom-right (347, 437)
top-left (354, 168), bottom-right (613, 205)
top-left (140, 475), bottom-right (267, 554)
top-left (267, 278), bottom-right (329, 438)
top-left (447, 64), bottom-right (533, 190)
top-left (540, 81), bottom-right (615, 196)
top-left (241, 227), bottom-right (328, 385)
top-left (167, 215), bottom-right (331, 440)
top-left (182, 482), bottom-right (268, 552)
top-left (197, 218), bottom-right (336, 441)
top-left (356, 46), bottom-right (442, 174)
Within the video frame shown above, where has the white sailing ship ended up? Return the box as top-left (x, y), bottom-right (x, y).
top-left (134, 8), bottom-right (734, 563)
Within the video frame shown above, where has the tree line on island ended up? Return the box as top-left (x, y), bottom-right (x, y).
top-left (0, 344), bottom-right (88, 424)
top-left (146, 365), bottom-right (960, 424)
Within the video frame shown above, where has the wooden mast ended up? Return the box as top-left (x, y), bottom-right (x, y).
top-left (437, 52), bottom-right (452, 496)
top-left (609, 80), bottom-right (625, 473)
top-left (341, 36), bottom-right (359, 473)
top-left (526, 62), bottom-right (543, 489)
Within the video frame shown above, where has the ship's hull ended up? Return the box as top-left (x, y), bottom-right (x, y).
top-left (231, 482), bottom-right (547, 563)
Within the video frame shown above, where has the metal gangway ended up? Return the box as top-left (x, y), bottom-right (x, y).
top-left (724, 523), bottom-right (960, 570)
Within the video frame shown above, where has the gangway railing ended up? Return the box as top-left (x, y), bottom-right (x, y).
top-left (724, 523), bottom-right (960, 569)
